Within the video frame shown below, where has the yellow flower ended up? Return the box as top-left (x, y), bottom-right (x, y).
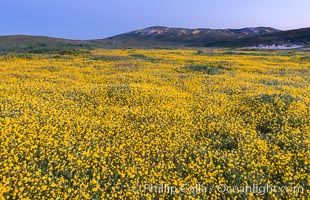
top-left (0, 49), bottom-right (308, 199)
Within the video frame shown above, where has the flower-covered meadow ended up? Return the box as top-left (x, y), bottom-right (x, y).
top-left (0, 49), bottom-right (309, 199)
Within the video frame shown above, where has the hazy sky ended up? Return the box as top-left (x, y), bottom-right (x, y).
top-left (1, 0), bottom-right (309, 39)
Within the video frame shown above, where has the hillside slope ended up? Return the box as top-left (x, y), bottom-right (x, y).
top-left (92, 26), bottom-right (281, 47)
top-left (1, 27), bottom-right (309, 51)
top-left (208, 27), bottom-right (310, 47)
top-left (0, 35), bottom-right (91, 54)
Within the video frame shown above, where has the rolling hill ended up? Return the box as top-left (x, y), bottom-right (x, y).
top-left (207, 27), bottom-right (310, 47)
top-left (92, 26), bottom-right (281, 48)
top-left (0, 35), bottom-right (91, 54)
top-left (0, 27), bottom-right (309, 52)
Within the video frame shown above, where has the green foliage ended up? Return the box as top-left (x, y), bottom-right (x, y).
top-left (129, 53), bottom-right (160, 62)
top-left (186, 64), bottom-right (223, 75)
top-left (196, 49), bottom-right (205, 55)
top-left (91, 55), bottom-right (129, 61)
top-left (41, 66), bottom-right (62, 72)
top-left (239, 93), bottom-right (302, 137)
top-left (0, 42), bottom-right (92, 55)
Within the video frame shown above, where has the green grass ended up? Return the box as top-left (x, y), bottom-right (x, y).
top-left (186, 64), bottom-right (223, 75)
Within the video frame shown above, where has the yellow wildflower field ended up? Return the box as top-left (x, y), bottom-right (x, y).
top-left (0, 49), bottom-right (309, 199)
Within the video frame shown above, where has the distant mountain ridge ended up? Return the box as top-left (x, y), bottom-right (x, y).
top-left (98, 26), bottom-right (281, 47)
top-left (0, 26), bottom-right (309, 53)
top-left (114, 26), bottom-right (280, 38)
top-left (215, 27), bottom-right (310, 47)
